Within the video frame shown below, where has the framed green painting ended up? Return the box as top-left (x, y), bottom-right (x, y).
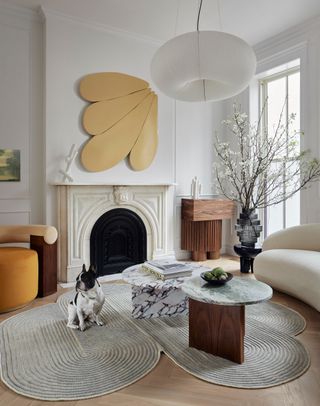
top-left (0, 149), bottom-right (20, 181)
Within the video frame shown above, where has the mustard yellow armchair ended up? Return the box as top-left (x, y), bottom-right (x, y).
top-left (0, 225), bottom-right (58, 313)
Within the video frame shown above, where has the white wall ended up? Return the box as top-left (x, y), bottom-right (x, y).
top-left (0, 5), bottom-right (43, 225)
top-left (0, 4), bottom-right (223, 256)
top-left (4, 4), bottom-right (318, 259)
top-left (174, 100), bottom-right (228, 258)
top-left (43, 9), bottom-right (223, 258)
top-left (43, 10), bottom-right (174, 226)
top-left (44, 11), bottom-right (174, 186)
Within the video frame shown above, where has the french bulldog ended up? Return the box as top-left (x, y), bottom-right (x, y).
top-left (67, 264), bottom-right (105, 331)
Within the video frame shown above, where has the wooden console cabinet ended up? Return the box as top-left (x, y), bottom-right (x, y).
top-left (181, 199), bottom-right (235, 261)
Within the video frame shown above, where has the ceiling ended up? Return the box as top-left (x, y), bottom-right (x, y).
top-left (1, 0), bottom-right (320, 45)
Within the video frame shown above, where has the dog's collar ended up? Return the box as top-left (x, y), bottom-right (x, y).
top-left (80, 292), bottom-right (97, 300)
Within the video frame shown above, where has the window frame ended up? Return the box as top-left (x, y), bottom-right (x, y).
top-left (259, 66), bottom-right (301, 238)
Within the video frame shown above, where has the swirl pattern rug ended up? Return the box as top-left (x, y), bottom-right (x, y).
top-left (0, 284), bottom-right (310, 400)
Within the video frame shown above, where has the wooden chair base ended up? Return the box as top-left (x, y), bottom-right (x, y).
top-left (31, 235), bottom-right (57, 297)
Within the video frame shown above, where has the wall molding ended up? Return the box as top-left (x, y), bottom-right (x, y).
top-left (254, 14), bottom-right (320, 62)
top-left (255, 41), bottom-right (308, 74)
top-left (0, 0), bottom-right (44, 224)
top-left (0, 1), bottom-right (41, 23)
top-left (40, 6), bottom-right (162, 46)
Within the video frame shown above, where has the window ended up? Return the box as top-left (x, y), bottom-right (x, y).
top-left (260, 66), bottom-right (301, 237)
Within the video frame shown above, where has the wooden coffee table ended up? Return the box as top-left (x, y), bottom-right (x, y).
top-left (181, 276), bottom-right (272, 364)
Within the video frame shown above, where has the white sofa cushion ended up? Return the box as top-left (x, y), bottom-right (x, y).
top-left (262, 224), bottom-right (320, 252)
top-left (255, 249), bottom-right (320, 311)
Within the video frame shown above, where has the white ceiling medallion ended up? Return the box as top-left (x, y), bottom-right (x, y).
top-left (150, 1), bottom-right (256, 102)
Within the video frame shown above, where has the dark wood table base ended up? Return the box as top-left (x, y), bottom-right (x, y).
top-left (189, 298), bottom-right (245, 364)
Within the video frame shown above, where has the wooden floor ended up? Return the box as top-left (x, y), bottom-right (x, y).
top-left (1, 258), bottom-right (319, 406)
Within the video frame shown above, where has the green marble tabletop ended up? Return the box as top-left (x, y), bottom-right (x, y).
top-left (181, 276), bottom-right (273, 306)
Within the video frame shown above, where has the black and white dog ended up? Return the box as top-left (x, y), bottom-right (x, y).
top-left (67, 264), bottom-right (105, 331)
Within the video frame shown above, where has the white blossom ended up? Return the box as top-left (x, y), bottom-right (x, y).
top-left (213, 102), bottom-right (320, 211)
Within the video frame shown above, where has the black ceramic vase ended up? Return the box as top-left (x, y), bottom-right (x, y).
top-left (235, 208), bottom-right (263, 247)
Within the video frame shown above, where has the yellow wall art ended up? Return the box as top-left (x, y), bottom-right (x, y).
top-left (80, 72), bottom-right (158, 172)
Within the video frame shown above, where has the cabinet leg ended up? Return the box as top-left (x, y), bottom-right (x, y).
top-left (208, 250), bottom-right (220, 260)
top-left (191, 251), bottom-right (207, 261)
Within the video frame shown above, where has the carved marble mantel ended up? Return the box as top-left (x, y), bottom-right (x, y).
top-left (55, 184), bottom-right (175, 282)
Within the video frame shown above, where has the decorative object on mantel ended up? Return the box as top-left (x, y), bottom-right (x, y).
top-left (150, 0), bottom-right (256, 102)
top-left (181, 198), bottom-right (235, 261)
top-left (190, 176), bottom-right (201, 199)
top-left (79, 72), bottom-right (158, 172)
top-left (214, 103), bottom-right (320, 248)
top-left (59, 144), bottom-right (78, 183)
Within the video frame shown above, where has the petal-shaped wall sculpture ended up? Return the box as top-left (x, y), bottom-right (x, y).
top-left (81, 93), bottom-right (155, 172)
top-left (80, 72), bottom-right (149, 102)
top-left (80, 72), bottom-right (158, 172)
top-left (83, 88), bottom-right (151, 135)
top-left (130, 96), bottom-right (158, 171)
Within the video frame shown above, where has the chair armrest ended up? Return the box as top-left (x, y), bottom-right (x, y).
top-left (0, 225), bottom-right (58, 245)
top-left (262, 223), bottom-right (320, 252)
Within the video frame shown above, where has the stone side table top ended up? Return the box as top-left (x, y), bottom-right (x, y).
top-left (182, 276), bottom-right (273, 306)
top-left (122, 264), bottom-right (208, 289)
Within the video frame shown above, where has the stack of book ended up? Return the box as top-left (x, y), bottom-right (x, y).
top-left (141, 259), bottom-right (194, 280)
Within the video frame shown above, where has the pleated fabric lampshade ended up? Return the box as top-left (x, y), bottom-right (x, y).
top-left (150, 30), bottom-right (256, 102)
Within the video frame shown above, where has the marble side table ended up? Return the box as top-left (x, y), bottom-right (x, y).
top-left (182, 276), bottom-right (272, 363)
top-left (121, 265), bottom-right (192, 319)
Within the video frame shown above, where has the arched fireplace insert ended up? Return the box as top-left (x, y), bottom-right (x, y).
top-left (90, 208), bottom-right (147, 276)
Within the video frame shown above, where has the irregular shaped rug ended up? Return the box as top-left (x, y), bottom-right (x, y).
top-left (0, 284), bottom-right (310, 400)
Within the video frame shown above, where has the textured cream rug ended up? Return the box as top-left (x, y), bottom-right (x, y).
top-left (0, 282), bottom-right (310, 400)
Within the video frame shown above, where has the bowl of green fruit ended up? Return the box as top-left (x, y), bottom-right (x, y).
top-left (200, 267), bottom-right (233, 286)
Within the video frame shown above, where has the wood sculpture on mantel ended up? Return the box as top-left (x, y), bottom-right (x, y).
top-left (181, 198), bottom-right (236, 261)
top-left (79, 72), bottom-right (158, 172)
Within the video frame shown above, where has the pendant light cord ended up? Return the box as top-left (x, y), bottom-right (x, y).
top-left (196, 0), bottom-right (203, 31)
top-left (197, 0), bottom-right (223, 32)
top-left (174, 0), bottom-right (181, 36)
top-left (196, 0), bottom-right (206, 100)
top-left (217, 0), bottom-right (223, 31)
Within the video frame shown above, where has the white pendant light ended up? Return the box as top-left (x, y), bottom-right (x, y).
top-left (150, 1), bottom-right (256, 102)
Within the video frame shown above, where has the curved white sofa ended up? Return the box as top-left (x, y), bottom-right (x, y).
top-left (254, 224), bottom-right (320, 312)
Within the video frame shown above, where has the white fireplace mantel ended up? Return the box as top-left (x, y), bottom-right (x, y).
top-left (56, 184), bottom-right (175, 282)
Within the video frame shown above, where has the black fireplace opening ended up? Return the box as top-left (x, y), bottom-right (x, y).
top-left (90, 208), bottom-right (147, 276)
